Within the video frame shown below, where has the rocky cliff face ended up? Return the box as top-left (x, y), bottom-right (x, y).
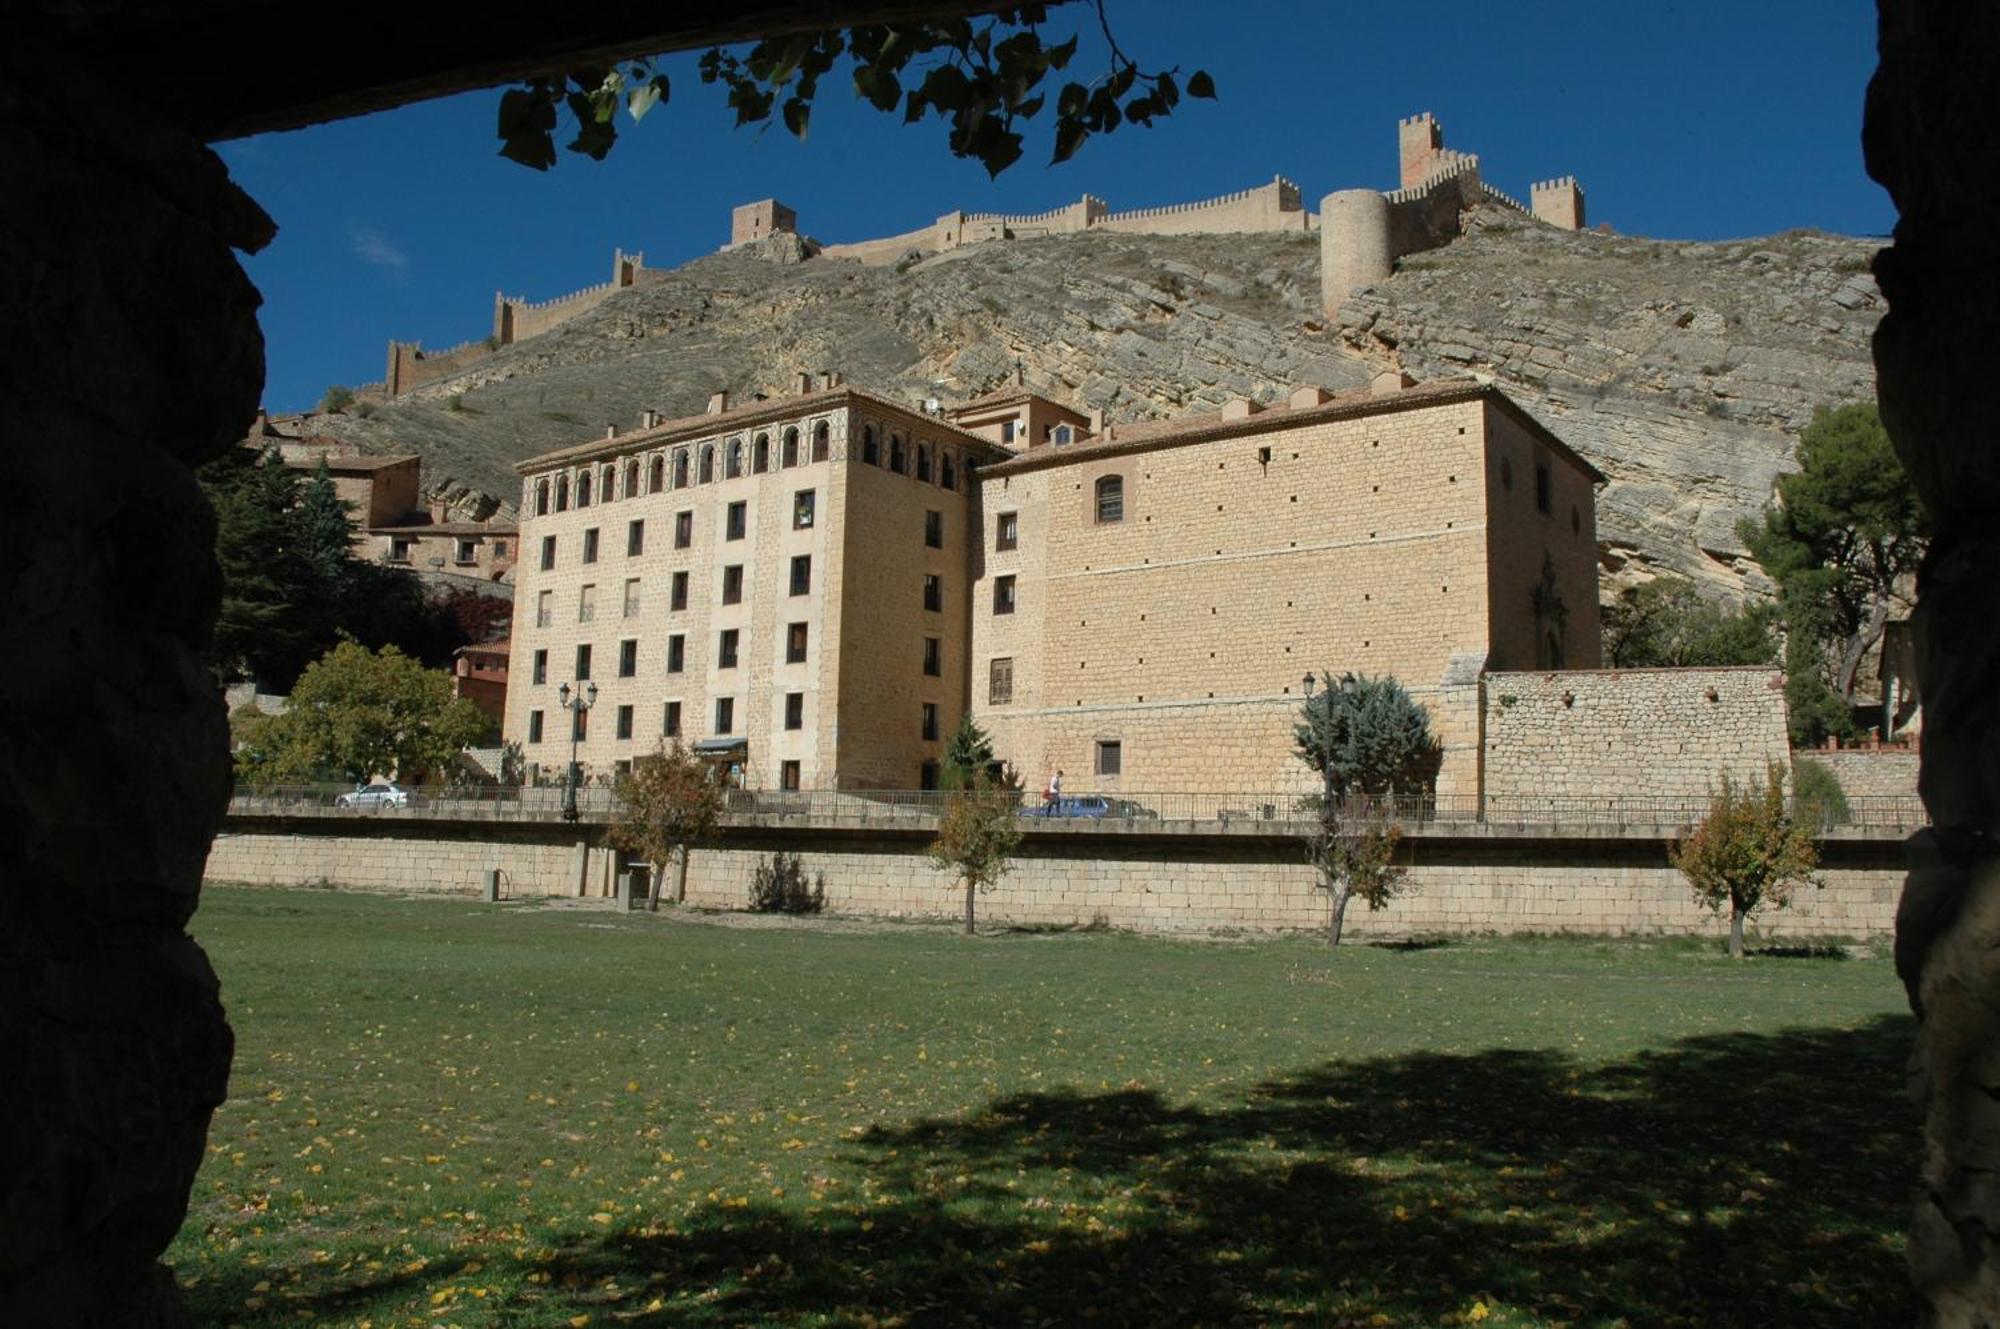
top-left (302, 212), bottom-right (1880, 598)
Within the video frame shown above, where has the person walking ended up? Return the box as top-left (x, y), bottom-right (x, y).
top-left (1045, 767), bottom-right (1063, 812)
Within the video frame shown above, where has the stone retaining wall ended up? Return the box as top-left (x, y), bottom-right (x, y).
top-left (206, 815), bottom-right (1904, 941)
top-left (1797, 748), bottom-right (1922, 800)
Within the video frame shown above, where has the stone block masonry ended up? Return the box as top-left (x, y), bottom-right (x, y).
top-left (207, 812), bottom-right (1906, 942)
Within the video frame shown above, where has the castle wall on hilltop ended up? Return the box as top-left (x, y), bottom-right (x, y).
top-left (370, 114), bottom-right (1583, 397)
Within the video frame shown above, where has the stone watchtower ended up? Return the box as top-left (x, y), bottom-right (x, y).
top-left (730, 199), bottom-right (797, 247)
top-left (1531, 178), bottom-right (1586, 230)
top-left (1398, 112), bottom-right (1444, 188)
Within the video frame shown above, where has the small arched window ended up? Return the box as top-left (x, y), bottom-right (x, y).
top-left (1095, 475), bottom-right (1124, 523)
top-left (812, 421), bottom-right (830, 463)
top-left (889, 434), bottom-right (906, 474)
top-left (555, 474), bottom-right (570, 512)
top-left (916, 443), bottom-right (932, 483)
top-left (725, 439), bottom-right (743, 479)
top-left (698, 444), bottom-right (715, 484)
top-left (673, 449), bottom-right (690, 489)
top-left (649, 455), bottom-right (665, 494)
top-left (781, 427), bottom-right (799, 468)
top-left (535, 479), bottom-right (550, 516)
top-left (601, 463), bottom-right (616, 501)
top-left (940, 452), bottom-right (957, 491)
top-left (861, 425), bottom-right (879, 466)
top-left (625, 459), bottom-right (640, 497)
top-left (576, 470), bottom-right (592, 507)
top-left (753, 433), bottom-right (770, 473)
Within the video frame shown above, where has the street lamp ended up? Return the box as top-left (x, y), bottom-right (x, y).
top-left (557, 680), bottom-right (598, 821)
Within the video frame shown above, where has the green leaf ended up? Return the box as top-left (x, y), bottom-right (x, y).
top-left (1187, 70), bottom-right (1217, 99)
top-left (782, 97), bottom-right (811, 139)
top-left (1051, 117), bottom-right (1090, 165)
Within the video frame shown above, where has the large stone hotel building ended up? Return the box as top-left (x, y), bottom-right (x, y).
top-left (506, 372), bottom-right (1602, 798)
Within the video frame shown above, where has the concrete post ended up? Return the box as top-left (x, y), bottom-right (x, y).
top-left (572, 839), bottom-right (590, 897)
top-left (483, 868), bottom-right (500, 902)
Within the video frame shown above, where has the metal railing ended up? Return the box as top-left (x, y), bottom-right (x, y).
top-left (226, 784), bottom-right (1930, 833)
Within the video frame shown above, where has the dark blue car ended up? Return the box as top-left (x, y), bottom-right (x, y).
top-left (1019, 795), bottom-right (1157, 820)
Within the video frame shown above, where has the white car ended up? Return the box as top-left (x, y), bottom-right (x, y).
top-left (335, 782), bottom-right (412, 810)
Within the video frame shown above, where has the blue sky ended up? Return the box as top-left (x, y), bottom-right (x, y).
top-left (224, 0), bottom-right (1891, 413)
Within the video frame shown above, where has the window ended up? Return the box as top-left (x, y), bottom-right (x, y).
top-left (781, 427), bottom-right (799, 467)
top-left (698, 444), bottom-right (715, 483)
top-left (941, 453), bottom-right (956, 490)
top-left (535, 590), bottom-right (552, 628)
top-left (993, 575), bottom-right (1016, 615)
top-left (582, 527), bottom-right (599, 563)
top-left (714, 697), bottom-right (735, 735)
top-left (1095, 475), bottom-right (1124, 523)
top-left (890, 434), bottom-right (906, 473)
top-left (615, 704), bottom-right (634, 740)
top-left (924, 509), bottom-right (943, 548)
top-left (1054, 424), bottom-right (1073, 445)
top-left (673, 449), bottom-right (690, 488)
top-left (535, 479), bottom-right (549, 515)
top-left (623, 578), bottom-right (640, 618)
top-left (916, 443), bottom-right (932, 482)
top-left (618, 639), bottom-right (638, 678)
top-left (1096, 740), bottom-right (1122, 777)
top-left (726, 500), bottom-right (747, 540)
top-left (663, 701), bottom-right (681, 737)
top-left (576, 471), bottom-right (592, 507)
top-left (753, 433), bottom-right (770, 473)
top-left (721, 564), bottom-right (744, 605)
top-left (667, 634), bottom-right (685, 674)
top-left (786, 622), bottom-right (809, 663)
top-left (674, 511), bottom-right (693, 548)
top-left (615, 759), bottom-right (632, 778)
top-left (670, 570), bottom-right (689, 612)
top-left (540, 534), bottom-right (556, 570)
top-left (861, 425), bottom-right (879, 465)
top-left (626, 459), bottom-right (640, 496)
top-left (574, 643), bottom-right (592, 680)
top-left (725, 438), bottom-right (743, 479)
top-left (577, 584), bottom-right (596, 623)
top-left (793, 489), bottom-right (816, 529)
top-left (989, 657), bottom-right (1014, 705)
top-left (790, 554), bottom-right (811, 596)
top-left (1535, 461), bottom-right (1552, 515)
top-left (996, 512), bottom-right (1018, 551)
top-left (455, 538), bottom-right (477, 564)
top-left (718, 629), bottom-right (738, 668)
top-left (921, 702), bottom-right (939, 741)
top-left (649, 455), bottom-right (665, 493)
top-left (386, 537), bottom-right (412, 564)
top-left (532, 648), bottom-right (548, 685)
top-left (812, 422), bottom-right (830, 462)
top-left (923, 574), bottom-right (942, 613)
top-left (784, 692), bottom-right (804, 730)
top-left (919, 760), bottom-right (940, 791)
top-left (494, 541), bottom-right (509, 560)
top-left (555, 474), bottom-right (569, 510)
top-left (1001, 419), bottom-right (1016, 445)
top-left (528, 709), bottom-right (544, 742)
top-left (923, 636), bottom-right (941, 677)
top-left (627, 519), bottom-right (644, 557)
top-left (781, 760), bottom-right (801, 791)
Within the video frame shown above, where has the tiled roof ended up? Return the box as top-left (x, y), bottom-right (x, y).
top-left (515, 387), bottom-right (1010, 475)
top-left (282, 451), bottom-right (420, 473)
top-left (985, 378), bottom-right (1606, 483)
top-left (369, 520), bottom-right (519, 536)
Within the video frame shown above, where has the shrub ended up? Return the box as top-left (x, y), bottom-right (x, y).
top-left (749, 852), bottom-right (825, 914)
top-left (319, 384), bottom-right (355, 413)
top-left (1791, 759), bottom-right (1851, 827)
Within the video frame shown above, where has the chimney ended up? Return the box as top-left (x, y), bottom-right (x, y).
top-left (1370, 370), bottom-right (1416, 396)
top-left (1221, 398), bottom-right (1260, 421)
top-left (1086, 408), bottom-right (1105, 437)
top-left (604, 423), bottom-right (618, 439)
top-left (1288, 385), bottom-right (1331, 409)
top-left (706, 390), bottom-right (730, 415)
top-left (793, 371), bottom-right (811, 395)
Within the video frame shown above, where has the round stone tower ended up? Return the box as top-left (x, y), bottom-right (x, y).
top-left (1320, 188), bottom-right (1393, 317)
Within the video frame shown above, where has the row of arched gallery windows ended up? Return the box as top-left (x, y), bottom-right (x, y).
top-left (527, 417), bottom-right (975, 517)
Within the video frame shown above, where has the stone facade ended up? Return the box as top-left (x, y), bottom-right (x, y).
top-left (204, 815), bottom-right (1906, 942)
top-left (1796, 746), bottom-right (1922, 801)
top-left (1482, 667), bottom-right (1792, 804)
top-left (506, 387), bottom-right (1004, 790)
top-left (969, 378), bottom-right (1603, 799)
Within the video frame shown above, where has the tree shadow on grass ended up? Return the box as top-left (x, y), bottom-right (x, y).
top-left (190, 1017), bottom-right (1917, 1327)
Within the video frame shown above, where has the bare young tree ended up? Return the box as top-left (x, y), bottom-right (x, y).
top-left (611, 740), bottom-right (725, 910)
top-left (928, 773), bottom-right (1022, 935)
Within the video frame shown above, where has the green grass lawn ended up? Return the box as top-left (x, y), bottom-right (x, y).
top-left (172, 887), bottom-right (1916, 1328)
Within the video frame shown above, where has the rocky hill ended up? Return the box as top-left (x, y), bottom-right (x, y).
top-left (299, 211), bottom-right (1881, 596)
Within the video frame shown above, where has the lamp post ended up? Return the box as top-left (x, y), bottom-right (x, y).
top-left (557, 680), bottom-right (597, 822)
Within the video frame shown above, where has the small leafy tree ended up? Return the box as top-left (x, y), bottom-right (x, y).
top-left (928, 773), bottom-right (1021, 935)
top-left (612, 741), bottom-right (725, 910)
top-left (1671, 761), bottom-right (1822, 958)
top-left (941, 713), bottom-right (997, 790)
top-left (1601, 578), bottom-right (1779, 669)
top-left (1295, 672), bottom-right (1441, 945)
top-left (235, 640), bottom-right (488, 786)
top-left (318, 384), bottom-right (355, 413)
top-left (748, 852), bottom-right (826, 914)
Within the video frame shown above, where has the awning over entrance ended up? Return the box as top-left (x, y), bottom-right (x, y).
top-left (692, 738), bottom-right (747, 755)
